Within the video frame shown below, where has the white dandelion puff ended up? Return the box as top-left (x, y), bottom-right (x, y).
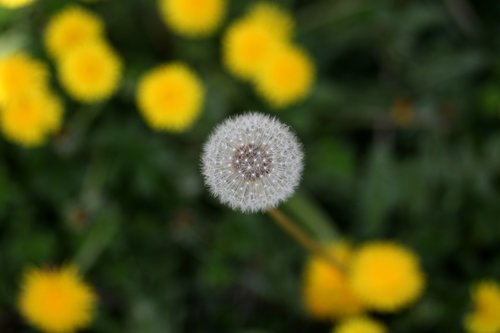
top-left (201, 112), bottom-right (304, 213)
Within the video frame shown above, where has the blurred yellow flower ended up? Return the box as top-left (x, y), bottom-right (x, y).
top-left (247, 2), bottom-right (294, 39)
top-left (223, 3), bottom-right (295, 81)
top-left (136, 63), bottom-right (204, 132)
top-left (223, 18), bottom-right (285, 81)
top-left (465, 281), bottom-right (500, 333)
top-left (255, 44), bottom-right (314, 108)
top-left (18, 266), bottom-right (96, 333)
top-left (0, 53), bottom-right (48, 106)
top-left (58, 41), bottom-right (122, 103)
top-left (0, 0), bottom-right (35, 8)
top-left (333, 317), bottom-right (387, 333)
top-left (0, 0), bottom-right (34, 8)
top-left (0, 90), bottom-right (63, 147)
top-left (303, 242), bottom-right (364, 319)
top-left (160, 0), bottom-right (226, 37)
top-left (348, 241), bottom-right (425, 312)
top-left (44, 6), bottom-right (104, 60)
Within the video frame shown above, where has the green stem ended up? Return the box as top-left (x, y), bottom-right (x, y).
top-left (74, 154), bottom-right (119, 273)
top-left (267, 208), bottom-right (342, 270)
top-left (283, 192), bottom-right (339, 243)
top-left (74, 210), bottom-right (119, 274)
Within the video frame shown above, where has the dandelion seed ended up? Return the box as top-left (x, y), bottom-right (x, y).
top-left (201, 112), bottom-right (303, 213)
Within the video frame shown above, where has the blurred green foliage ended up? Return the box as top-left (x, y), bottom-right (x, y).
top-left (1, 0), bottom-right (500, 332)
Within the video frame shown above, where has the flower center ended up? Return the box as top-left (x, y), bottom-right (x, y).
top-left (232, 143), bottom-right (273, 181)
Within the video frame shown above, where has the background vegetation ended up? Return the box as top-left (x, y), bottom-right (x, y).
top-left (1, 0), bottom-right (500, 332)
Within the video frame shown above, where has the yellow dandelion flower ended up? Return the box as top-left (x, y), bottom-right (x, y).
top-left (348, 241), bottom-right (425, 312)
top-left (0, 0), bottom-right (35, 8)
top-left (246, 2), bottom-right (294, 39)
top-left (136, 63), bottom-right (204, 132)
top-left (18, 266), bottom-right (96, 333)
top-left (333, 317), bottom-right (387, 333)
top-left (255, 44), bottom-right (315, 108)
top-left (44, 6), bottom-right (104, 60)
top-left (58, 40), bottom-right (122, 103)
top-left (303, 242), bottom-right (364, 319)
top-left (159, 0), bottom-right (226, 37)
top-left (464, 281), bottom-right (500, 333)
top-left (223, 18), bottom-right (288, 81)
top-left (0, 90), bottom-right (63, 147)
top-left (0, 53), bottom-right (48, 106)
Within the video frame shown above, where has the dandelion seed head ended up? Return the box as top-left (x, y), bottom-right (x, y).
top-left (202, 112), bottom-right (303, 213)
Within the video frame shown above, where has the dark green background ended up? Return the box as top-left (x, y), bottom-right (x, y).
top-left (1, 0), bottom-right (500, 332)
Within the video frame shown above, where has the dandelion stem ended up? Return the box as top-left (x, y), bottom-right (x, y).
top-left (267, 208), bottom-right (342, 269)
top-left (284, 192), bottom-right (339, 242)
top-left (74, 209), bottom-right (119, 274)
